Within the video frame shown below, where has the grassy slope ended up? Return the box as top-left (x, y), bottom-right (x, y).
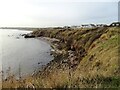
top-left (2, 27), bottom-right (120, 88)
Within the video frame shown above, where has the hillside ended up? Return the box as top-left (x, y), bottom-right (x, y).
top-left (2, 26), bottom-right (120, 88)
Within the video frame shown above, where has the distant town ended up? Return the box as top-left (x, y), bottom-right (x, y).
top-left (63, 22), bottom-right (120, 29)
top-left (0, 22), bottom-right (120, 30)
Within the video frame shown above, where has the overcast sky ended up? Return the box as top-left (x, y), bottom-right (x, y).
top-left (0, 0), bottom-right (119, 27)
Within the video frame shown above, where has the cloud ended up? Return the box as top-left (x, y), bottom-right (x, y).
top-left (0, 0), bottom-right (118, 27)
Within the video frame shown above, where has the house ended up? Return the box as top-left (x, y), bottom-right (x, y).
top-left (81, 24), bottom-right (96, 28)
top-left (110, 22), bottom-right (120, 27)
top-left (96, 24), bottom-right (108, 27)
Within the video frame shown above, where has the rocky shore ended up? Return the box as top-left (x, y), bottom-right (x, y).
top-left (30, 26), bottom-right (120, 88)
top-left (2, 26), bottom-right (120, 88)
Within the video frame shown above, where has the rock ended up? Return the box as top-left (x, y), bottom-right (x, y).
top-left (24, 34), bottom-right (35, 38)
top-left (38, 62), bottom-right (41, 64)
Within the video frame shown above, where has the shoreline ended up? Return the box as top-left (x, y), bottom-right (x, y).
top-left (2, 26), bottom-right (120, 88)
top-left (1, 34), bottom-right (56, 80)
top-left (32, 37), bottom-right (66, 76)
top-left (2, 36), bottom-right (59, 88)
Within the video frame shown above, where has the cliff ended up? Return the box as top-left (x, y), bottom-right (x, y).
top-left (2, 26), bottom-right (120, 88)
top-left (30, 26), bottom-right (120, 88)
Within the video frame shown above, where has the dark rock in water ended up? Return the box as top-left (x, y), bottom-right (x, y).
top-left (38, 62), bottom-right (42, 65)
top-left (24, 34), bottom-right (35, 38)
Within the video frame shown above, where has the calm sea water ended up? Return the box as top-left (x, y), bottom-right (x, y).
top-left (0, 29), bottom-right (53, 78)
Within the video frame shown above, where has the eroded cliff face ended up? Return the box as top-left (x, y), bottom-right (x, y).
top-left (31, 27), bottom-right (120, 88)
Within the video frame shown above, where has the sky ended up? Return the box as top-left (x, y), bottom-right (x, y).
top-left (0, 0), bottom-right (119, 27)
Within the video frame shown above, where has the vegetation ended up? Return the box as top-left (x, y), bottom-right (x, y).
top-left (2, 26), bottom-right (120, 88)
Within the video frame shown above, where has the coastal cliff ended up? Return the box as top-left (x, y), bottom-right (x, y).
top-left (31, 26), bottom-right (120, 88)
top-left (2, 26), bottom-right (120, 88)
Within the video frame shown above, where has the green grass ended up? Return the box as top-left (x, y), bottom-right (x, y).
top-left (101, 76), bottom-right (120, 88)
top-left (100, 35), bottom-right (119, 49)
